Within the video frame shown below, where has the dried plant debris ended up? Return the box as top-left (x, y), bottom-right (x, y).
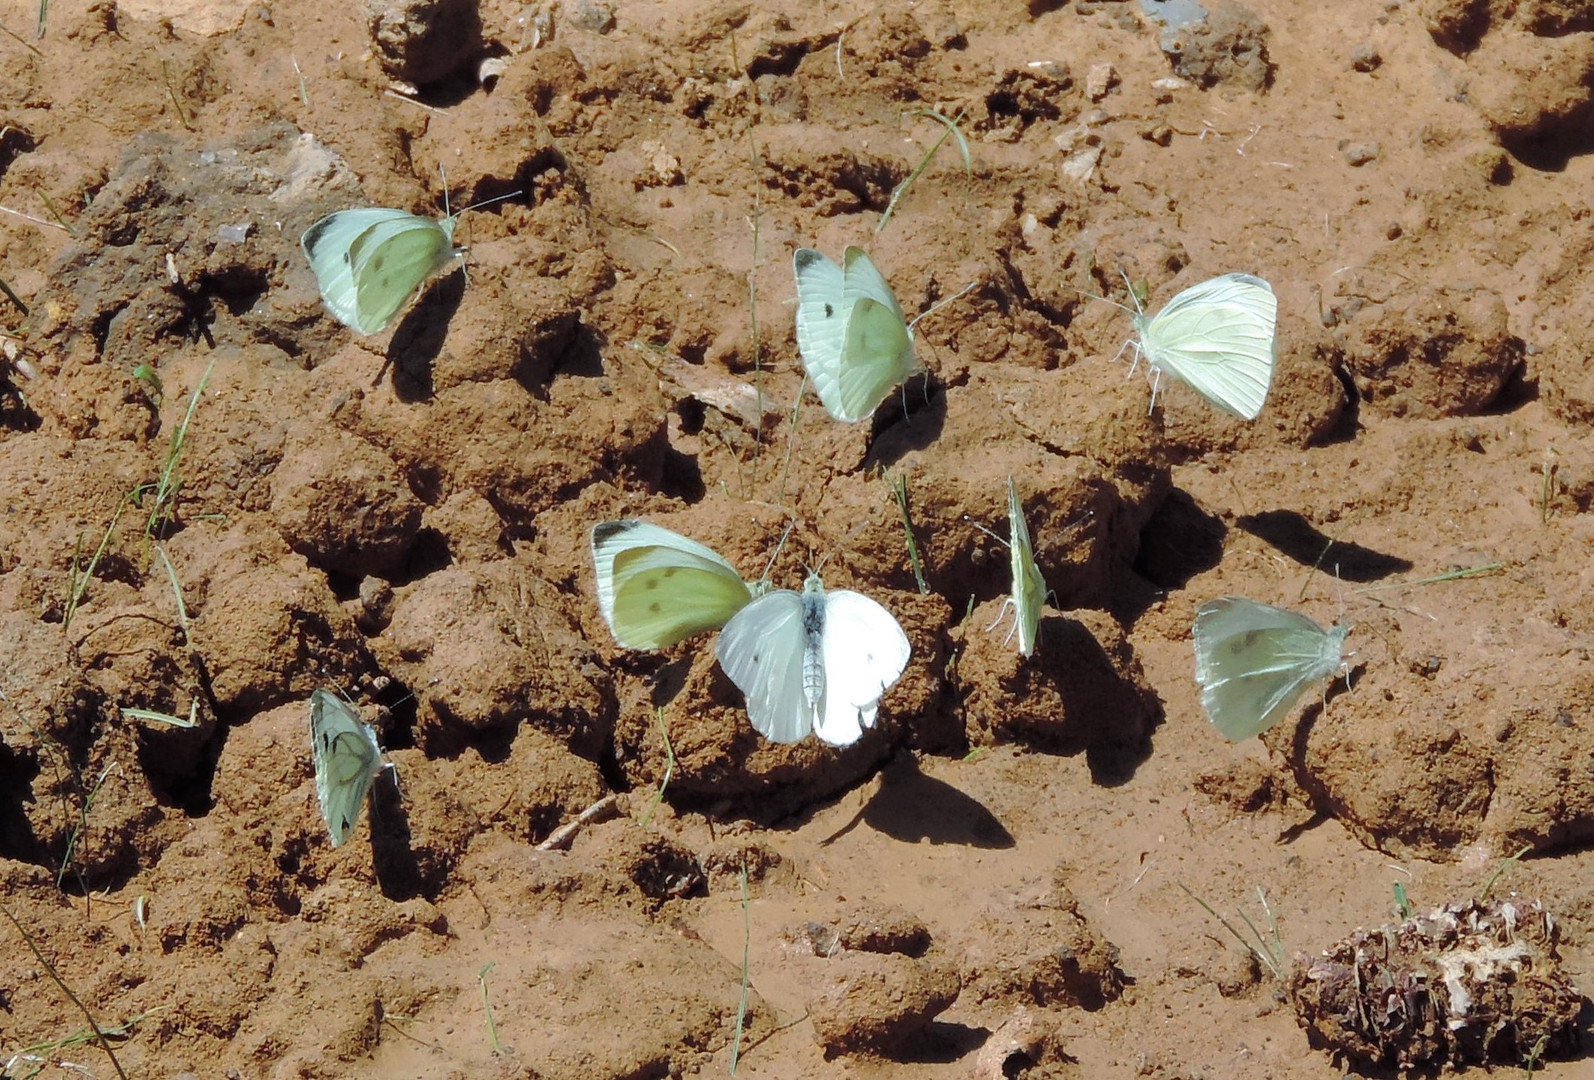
top-left (1287, 899), bottom-right (1583, 1070)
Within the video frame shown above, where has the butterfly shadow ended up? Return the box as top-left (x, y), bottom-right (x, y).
top-left (0, 385), bottom-right (41, 432)
top-left (383, 272), bottom-right (467, 402)
top-left (822, 752), bottom-right (1014, 849)
top-left (367, 771), bottom-right (428, 900)
top-left (1274, 661), bottom-right (1369, 844)
top-left (1237, 510), bottom-right (1411, 584)
top-left (864, 372), bottom-right (947, 470)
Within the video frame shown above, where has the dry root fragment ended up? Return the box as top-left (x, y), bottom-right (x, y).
top-left (1288, 899), bottom-right (1582, 1069)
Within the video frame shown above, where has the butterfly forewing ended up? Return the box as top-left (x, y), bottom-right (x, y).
top-left (794, 248), bottom-right (851, 412)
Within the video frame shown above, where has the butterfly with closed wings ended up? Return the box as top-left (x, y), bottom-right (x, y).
top-left (793, 246), bottom-right (919, 423)
top-left (309, 688), bottom-right (393, 847)
top-left (1119, 272), bottom-right (1278, 420)
top-left (1192, 596), bottom-right (1350, 741)
top-left (301, 207), bottom-right (464, 335)
top-left (715, 571), bottom-right (911, 746)
top-left (995, 477), bottom-right (1046, 659)
top-left (590, 520), bottom-right (759, 650)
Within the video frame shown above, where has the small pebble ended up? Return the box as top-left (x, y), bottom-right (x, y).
top-left (569, 0), bottom-right (614, 32)
top-left (1339, 140), bottom-right (1379, 166)
top-left (1085, 61), bottom-right (1117, 101)
top-left (1350, 44), bottom-right (1381, 72)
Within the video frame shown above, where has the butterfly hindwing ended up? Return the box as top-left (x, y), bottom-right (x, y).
top-left (590, 520), bottom-right (755, 650)
top-left (309, 688), bottom-right (387, 847)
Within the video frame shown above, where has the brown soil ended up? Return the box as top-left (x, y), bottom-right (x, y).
top-left (3, 0), bottom-right (1594, 1077)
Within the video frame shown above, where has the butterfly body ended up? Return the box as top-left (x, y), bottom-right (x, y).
top-left (301, 208), bottom-right (462, 334)
top-left (1192, 596), bottom-right (1348, 741)
top-left (793, 247), bottom-right (917, 422)
top-left (716, 572), bottom-right (910, 746)
top-left (309, 689), bottom-right (390, 847)
top-left (1129, 272), bottom-right (1278, 419)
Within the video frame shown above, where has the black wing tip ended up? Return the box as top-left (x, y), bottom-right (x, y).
top-left (591, 519), bottom-right (638, 545)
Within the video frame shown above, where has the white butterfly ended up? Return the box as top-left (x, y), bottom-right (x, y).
top-left (793, 247), bottom-right (918, 423)
top-left (1122, 272), bottom-right (1278, 419)
top-left (715, 571), bottom-right (911, 746)
top-left (1192, 597), bottom-right (1349, 741)
top-left (590, 520), bottom-right (758, 650)
top-left (301, 207), bottom-right (463, 335)
top-left (996, 477), bottom-right (1046, 659)
top-left (309, 688), bottom-right (392, 847)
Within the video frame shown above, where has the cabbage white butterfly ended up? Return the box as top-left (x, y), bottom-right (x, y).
top-left (999, 477), bottom-right (1046, 658)
top-left (301, 207), bottom-right (464, 335)
top-left (590, 520), bottom-right (758, 650)
top-left (1192, 597), bottom-right (1349, 741)
top-left (1122, 272), bottom-right (1277, 419)
top-left (309, 688), bottom-right (392, 847)
top-left (715, 571), bottom-right (910, 745)
top-left (793, 247), bottom-right (918, 422)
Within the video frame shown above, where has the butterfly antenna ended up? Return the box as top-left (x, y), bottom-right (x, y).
top-left (906, 278), bottom-right (977, 334)
top-left (965, 514), bottom-right (1008, 549)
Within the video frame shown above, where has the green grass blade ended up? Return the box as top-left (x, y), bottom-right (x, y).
top-left (730, 860), bottom-right (752, 1074)
top-left (877, 109), bottom-right (970, 235)
top-left (887, 471), bottom-right (929, 594)
top-left (638, 708), bottom-right (676, 829)
top-left (0, 901), bottom-right (129, 1080)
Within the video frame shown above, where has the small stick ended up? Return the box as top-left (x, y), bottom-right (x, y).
top-left (535, 794), bottom-right (619, 850)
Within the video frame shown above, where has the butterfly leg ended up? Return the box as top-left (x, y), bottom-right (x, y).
top-left (985, 596), bottom-right (1017, 637)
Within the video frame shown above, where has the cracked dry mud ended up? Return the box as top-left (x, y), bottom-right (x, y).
top-left (3, 0), bottom-right (1594, 1077)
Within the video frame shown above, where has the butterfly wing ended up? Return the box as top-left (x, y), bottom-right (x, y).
top-left (303, 209), bottom-right (400, 330)
top-left (309, 688), bottom-right (386, 847)
top-left (1007, 477), bottom-right (1046, 659)
top-left (346, 213), bottom-right (458, 334)
top-left (813, 588), bottom-right (911, 746)
top-left (794, 248), bottom-right (853, 415)
top-left (1192, 597), bottom-right (1347, 741)
top-left (1140, 273), bottom-right (1277, 420)
top-left (831, 247), bottom-right (915, 422)
top-left (301, 208), bottom-right (458, 334)
top-left (715, 589), bottom-right (814, 743)
top-left (590, 520), bottom-right (754, 650)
